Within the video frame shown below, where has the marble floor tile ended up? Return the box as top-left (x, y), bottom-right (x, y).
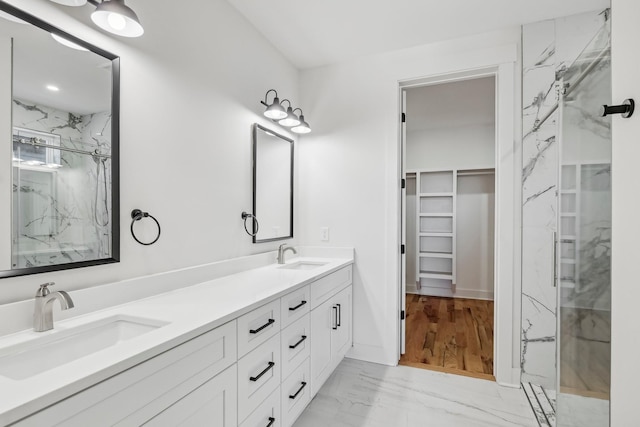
top-left (295, 358), bottom-right (538, 427)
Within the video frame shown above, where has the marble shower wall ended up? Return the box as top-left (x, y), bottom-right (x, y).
top-left (12, 99), bottom-right (111, 268)
top-left (521, 10), bottom-right (609, 389)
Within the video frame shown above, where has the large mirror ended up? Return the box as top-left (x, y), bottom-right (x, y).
top-left (252, 124), bottom-right (293, 243)
top-left (0, 3), bottom-right (119, 278)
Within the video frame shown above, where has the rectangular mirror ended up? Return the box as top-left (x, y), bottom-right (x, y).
top-left (252, 124), bottom-right (293, 243)
top-left (0, 3), bottom-right (119, 278)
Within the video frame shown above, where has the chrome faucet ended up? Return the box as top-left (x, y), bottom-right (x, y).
top-left (33, 282), bottom-right (74, 332)
top-left (277, 244), bottom-right (297, 264)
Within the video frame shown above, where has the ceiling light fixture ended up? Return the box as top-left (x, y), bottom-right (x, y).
top-left (46, 84), bottom-right (60, 92)
top-left (278, 100), bottom-right (301, 127)
top-left (291, 109), bottom-right (311, 134)
top-left (261, 89), bottom-right (287, 120)
top-left (259, 89), bottom-right (311, 133)
top-left (49, 0), bottom-right (144, 38)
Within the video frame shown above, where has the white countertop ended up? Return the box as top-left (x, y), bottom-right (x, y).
top-left (0, 255), bottom-right (353, 425)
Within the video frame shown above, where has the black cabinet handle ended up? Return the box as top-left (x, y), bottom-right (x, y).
top-left (289, 300), bottom-right (307, 311)
top-left (289, 381), bottom-right (307, 399)
top-left (337, 303), bottom-right (342, 327)
top-left (332, 306), bottom-right (338, 330)
top-left (250, 318), bottom-right (275, 334)
top-left (289, 335), bottom-right (307, 349)
top-left (266, 417), bottom-right (275, 427)
top-left (250, 361), bottom-right (275, 382)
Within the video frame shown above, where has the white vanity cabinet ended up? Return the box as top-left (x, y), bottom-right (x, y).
top-left (9, 262), bottom-right (353, 427)
top-left (15, 320), bottom-right (238, 427)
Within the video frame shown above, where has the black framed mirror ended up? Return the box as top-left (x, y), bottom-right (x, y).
top-left (252, 124), bottom-right (293, 243)
top-left (0, 3), bottom-right (119, 278)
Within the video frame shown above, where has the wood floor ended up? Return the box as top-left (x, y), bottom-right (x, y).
top-left (399, 294), bottom-right (494, 380)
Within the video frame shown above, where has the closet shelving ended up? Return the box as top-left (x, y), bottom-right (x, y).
top-left (559, 164), bottom-right (579, 292)
top-left (414, 170), bottom-right (456, 291)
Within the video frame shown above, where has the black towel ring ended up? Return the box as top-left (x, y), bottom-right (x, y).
top-left (130, 209), bottom-right (161, 246)
top-left (241, 211), bottom-right (259, 237)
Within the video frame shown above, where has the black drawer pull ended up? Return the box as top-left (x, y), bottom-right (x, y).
top-left (266, 417), bottom-right (275, 427)
top-left (250, 318), bottom-right (275, 334)
top-left (289, 381), bottom-right (307, 399)
top-left (250, 361), bottom-right (275, 382)
top-left (337, 303), bottom-right (342, 327)
top-left (332, 306), bottom-right (338, 330)
top-left (289, 300), bottom-right (307, 311)
top-left (289, 335), bottom-right (307, 349)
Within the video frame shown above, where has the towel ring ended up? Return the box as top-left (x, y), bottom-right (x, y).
top-left (241, 211), bottom-right (259, 237)
top-left (131, 209), bottom-right (161, 246)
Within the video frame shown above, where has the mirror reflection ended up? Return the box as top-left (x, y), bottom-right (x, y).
top-left (0, 5), bottom-right (118, 276)
top-left (253, 124), bottom-right (293, 243)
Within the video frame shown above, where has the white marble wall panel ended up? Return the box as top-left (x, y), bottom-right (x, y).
top-left (521, 10), bottom-right (608, 390)
top-left (11, 99), bottom-right (111, 268)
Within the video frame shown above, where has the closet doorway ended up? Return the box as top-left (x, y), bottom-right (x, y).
top-left (399, 76), bottom-right (497, 380)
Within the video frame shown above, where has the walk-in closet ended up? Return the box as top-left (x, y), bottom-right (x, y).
top-left (401, 76), bottom-right (497, 378)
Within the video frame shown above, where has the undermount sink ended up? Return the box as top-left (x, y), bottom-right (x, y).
top-left (279, 261), bottom-right (328, 270)
top-left (0, 315), bottom-right (168, 380)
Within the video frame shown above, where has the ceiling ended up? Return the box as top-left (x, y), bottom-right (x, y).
top-left (406, 76), bottom-right (495, 133)
top-left (226, 0), bottom-right (610, 69)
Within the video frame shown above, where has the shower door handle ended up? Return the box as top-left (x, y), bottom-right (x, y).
top-left (600, 99), bottom-right (635, 118)
top-left (552, 232), bottom-right (557, 287)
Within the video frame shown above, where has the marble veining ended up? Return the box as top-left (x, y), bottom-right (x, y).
top-left (520, 10), bottom-right (609, 390)
top-left (295, 359), bottom-right (538, 427)
top-left (11, 99), bottom-right (112, 268)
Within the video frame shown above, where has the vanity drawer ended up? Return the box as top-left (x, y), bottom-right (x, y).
top-left (238, 299), bottom-right (281, 357)
top-left (280, 285), bottom-right (310, 328)
top-left (238, 333), bottom-right (281, 422)
top-left (280, 314), bottom-right (310, 379)
top-left (16, 320), bottom-right (237, 427)
top-left (239, 386), bottom-right (281, 427)
top-left (309, 265), bottom-right (352, 309)
top-left (280, 358), bottom-right (311, 427)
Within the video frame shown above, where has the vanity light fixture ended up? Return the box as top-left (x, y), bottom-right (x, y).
top-left (278, 100), bottom-right (301, 127)
top-left (291, 109), bottom-right (311, 134)
top-left (262, 89), bottom-right (288, 120)
top-left (49, 0), bottom-right (144, 38)
top-left (260, 89), bottom-right (311, 133)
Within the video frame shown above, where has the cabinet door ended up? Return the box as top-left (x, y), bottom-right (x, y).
top-left (331, 285), bottom-right (352, 363)
top-left (310, 297), bottom-right (334, 396)
top-left (143, 364), bottom-right (237, 427)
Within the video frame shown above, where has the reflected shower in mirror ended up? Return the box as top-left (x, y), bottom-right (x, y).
top-left (0, 3), bottom-right (119, 277)
top-left (252, 124), bottom-right (293, 243)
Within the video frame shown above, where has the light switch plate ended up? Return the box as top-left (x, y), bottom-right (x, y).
top-left (320, 227), bottom-right (329, 241)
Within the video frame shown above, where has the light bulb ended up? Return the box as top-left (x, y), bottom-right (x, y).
top-left (107, 13), bottom-right (126, 31)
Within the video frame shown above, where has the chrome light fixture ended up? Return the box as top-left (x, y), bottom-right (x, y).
top-left (262, 89), bottom-right (287, 120)
top-left (49, 0), bottom-right (144, 38)
top-left (259, 89), bottom-right (311, 133)
top-left (291, 109), bottom-right (311, 134)
top-left (278, 100), bottom-right (301, 127)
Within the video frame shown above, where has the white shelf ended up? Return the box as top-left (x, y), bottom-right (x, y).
top-left (419, 251), bottom-right (453, 259)
top-left (560, 258), bottom-right (576, 264)
top-left (419, 213), bottom-right (453, 217)
top-left (419, 192), bottom-right (453, 197)
top-left (561, 189), bottom-right (577, 194)
top-left (560, 280), bottom-right (576, 289)
top-left (419, 272), bottom-right (453, 280)
top-left (560, 213), bottom-right (577, 217)
top-left (419, 232), bottom-right (453, 237)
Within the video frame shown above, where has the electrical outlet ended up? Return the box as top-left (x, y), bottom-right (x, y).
top-left (320, 227), bottom-right (330, 241)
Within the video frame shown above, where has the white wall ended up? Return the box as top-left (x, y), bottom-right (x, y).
top-left (610, 0), bottom-right (640, 424)
top-left (0, 0), bottom-right (299, 304)
top-left (297, 29), bottom-right (521, 376)
top-left (406, 125), bottom-right (495, 171)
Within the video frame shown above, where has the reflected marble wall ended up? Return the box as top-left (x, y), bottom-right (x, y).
top-left (11, 99), bottom-right (111, 268)
top-left (521, 10), bottom-right (609, 389)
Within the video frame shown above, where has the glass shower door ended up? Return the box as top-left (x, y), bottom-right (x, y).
top-left (557, 21), bottom-right (611, 427)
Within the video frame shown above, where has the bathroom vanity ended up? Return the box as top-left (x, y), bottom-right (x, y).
top-left (0, 252), bottom-right (353, 427)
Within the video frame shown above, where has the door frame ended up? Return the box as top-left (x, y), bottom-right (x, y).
top-left (397, 63), bottom-right (520, 386)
